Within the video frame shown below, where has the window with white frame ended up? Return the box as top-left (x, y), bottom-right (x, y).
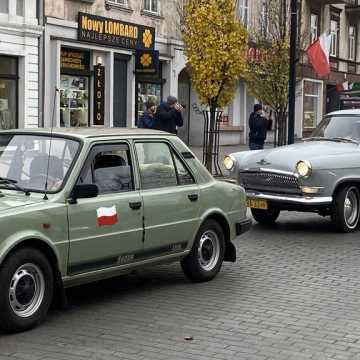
top-left (238, 0), bottom-right (249, 28)
top-left (261, 1), bottom-right (269, 36)
top-left (303, 80), bottom-right (321, 129)
top-left (330, 19), bottom-right (339, 57)
top-left (0, 0), bottom-right (8, 13)
top-left (144, 0), bottom-right (159, 14)
top-left (348, 25), bottom-right (356, 61)
top-left (107, 0), bottom-right (128, 6)
top-left (310, 13), bottom-right (319, 44)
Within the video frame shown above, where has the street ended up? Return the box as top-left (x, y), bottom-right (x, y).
top-left (1, 212), bottom-right (360, 360)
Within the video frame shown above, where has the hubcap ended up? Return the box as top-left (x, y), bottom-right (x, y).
top-left (198, 230), bottom-right (220, 271)
top-left (344, 187), bottom-right (359, 228)
top-left (9, 263), bottom-right (45, 318)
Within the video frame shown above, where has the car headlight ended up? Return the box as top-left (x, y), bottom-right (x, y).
top-left (296, 160), bottom-right (312, 178)
top-left (224, 155), bottom-right (236, 171)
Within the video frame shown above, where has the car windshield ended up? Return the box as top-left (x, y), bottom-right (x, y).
top-left (0, 134), bottom-right (80, 193)
top-left (311, 115), bottom-right (360, 142)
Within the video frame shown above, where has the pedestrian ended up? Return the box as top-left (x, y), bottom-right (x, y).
top-left (155, 96), bottom-right (184, 134)
top-left (137, 101), bottom-right (157, 129)
top-left (248, 104), bottom-right (268, 150)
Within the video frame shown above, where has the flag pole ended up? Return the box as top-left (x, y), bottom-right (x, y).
top-left (288, 0), bottom-right (298, 145)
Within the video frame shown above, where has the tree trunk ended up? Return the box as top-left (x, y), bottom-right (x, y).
top-left (276, 109), bottom-right (287, 146)
top-left (205, 107), bottom-right (216, 174)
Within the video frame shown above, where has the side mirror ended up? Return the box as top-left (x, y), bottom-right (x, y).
top-left (69, 184), bottom-right (98, 204)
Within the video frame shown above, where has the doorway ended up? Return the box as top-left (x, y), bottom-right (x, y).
top-left (113, 55), bottom-right (128, 127)
top-left (177, 69), bottom-right (191, 145)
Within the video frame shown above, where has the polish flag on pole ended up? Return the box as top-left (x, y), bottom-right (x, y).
top-left (97, 206), bottom-right (118, 227)
top-left (306, 33), bottom-right (332, 78)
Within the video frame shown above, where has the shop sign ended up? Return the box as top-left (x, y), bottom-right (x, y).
top-left (352, 82), bottom-right (360, 90)
top-left (94, 65), bottom-right (105, 125)
top-left (78, 12), bottom-right (155, 51)
top-left (135, 50), bottom-right (159, 74)
top-left (61, 47), bottom-right (90, 72)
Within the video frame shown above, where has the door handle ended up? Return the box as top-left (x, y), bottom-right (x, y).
top-left (188, 194), bottom-right (198, 202)
top-left (129, 201), bottom-right (142, 210)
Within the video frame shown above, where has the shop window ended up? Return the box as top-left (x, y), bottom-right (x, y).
top-left (0, 1), bottom-right (8, 14)
top-left (60, 47), bottom-right (90, 127)
top-left (0, 56), bottom-right (18, 130)
top-left (303, 80), bottom-right (321, 130)
top-left (144, 0), bottom-right (159, 14)
top-left (16, 0), bottom-right (24, 16)
top-left (107, 0), bottom-right (128, 6)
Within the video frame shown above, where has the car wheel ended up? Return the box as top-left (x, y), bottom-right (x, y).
top-left (181, 219), bottom-right (225, 283)
top-left (331, 185), bottom-right (360, 233)
top-left (0, 247), bottom-right (54, 333)
top-left (251, 208), bottom-right (280, 225)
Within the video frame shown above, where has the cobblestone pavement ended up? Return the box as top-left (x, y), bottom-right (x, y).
top-left (1, 212), bottom-right (360, 359)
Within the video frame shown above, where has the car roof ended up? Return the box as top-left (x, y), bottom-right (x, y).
top-left (0, 127), bottom-right (174, 140)
top-left (327, 109), bottom-right (360, 116)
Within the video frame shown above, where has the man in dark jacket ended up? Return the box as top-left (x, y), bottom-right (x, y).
top-left (155, 96), bottom-right (184, 134)
top-left (249, 104), bottom-right (268, 150)
top-left (138, 101), bottom-right (157, 129)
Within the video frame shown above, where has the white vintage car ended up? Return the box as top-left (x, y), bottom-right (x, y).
top-left (224, 109), bottom-right (360, 233)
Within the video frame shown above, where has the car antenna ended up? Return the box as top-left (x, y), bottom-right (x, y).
top-left (43, 87), bottom-right (59, 200)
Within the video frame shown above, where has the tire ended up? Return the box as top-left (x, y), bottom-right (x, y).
top-left (0, 247), bottom-right (54, 333)
top-left (251, 208), bottom-right (280, 225)
top-left (331, 185), bottom-right (360, 233)
top-left (181, 219), bottom-right (225, 283)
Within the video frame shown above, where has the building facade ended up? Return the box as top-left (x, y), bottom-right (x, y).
top-left (43, 0), bottom-right (189, 136)
top-left (0, 0), bottom-right (42, 130)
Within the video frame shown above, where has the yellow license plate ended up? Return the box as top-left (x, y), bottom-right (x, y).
top-left (246, 198), bottom-right (268, 210)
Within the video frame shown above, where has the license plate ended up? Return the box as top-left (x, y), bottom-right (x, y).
top-left (246, 198), bottom-right (268, 210)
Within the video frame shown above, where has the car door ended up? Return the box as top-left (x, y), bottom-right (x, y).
top-left (67, 142), bottom-right (143, 275)
top-left (135, 141), bottom-right (200, 255)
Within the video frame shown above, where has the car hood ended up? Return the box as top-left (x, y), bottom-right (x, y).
top-left (235, 141), bottom-right (358, 172)
top-left (0, 193), bottom-right (44, 213)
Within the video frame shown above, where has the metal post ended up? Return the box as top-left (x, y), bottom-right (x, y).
top-left (288, 0), bottom-right (298, 145)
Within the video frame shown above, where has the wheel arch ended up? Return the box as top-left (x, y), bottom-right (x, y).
top-left (200, 211), bottom-right (236, 263)
top-left (0, 237), bottom-right (66, 308)
top-left (332, 178), bottom-right (360, 197)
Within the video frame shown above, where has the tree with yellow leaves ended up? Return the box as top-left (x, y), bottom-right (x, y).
top-left (182, 0), bottom-right (248, 173)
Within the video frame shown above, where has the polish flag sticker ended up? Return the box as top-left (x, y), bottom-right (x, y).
top-left (97, 206), bottom-right (118, 227)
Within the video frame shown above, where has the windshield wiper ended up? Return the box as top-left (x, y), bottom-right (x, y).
top-left (0, 177), bottom-right (31, 196)
top-left (304, 136), bottom-right (359, 144)
top-left (332, 137), bottom-right (359, 145)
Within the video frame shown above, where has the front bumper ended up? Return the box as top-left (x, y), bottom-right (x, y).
top-left (246, 190), bottom-right (333, 206)
top-left (235, 218), bottom-right (252, 236)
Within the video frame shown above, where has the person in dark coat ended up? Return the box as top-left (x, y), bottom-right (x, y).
top-left (248, 104), bottom-right (268, 150)
top-left (155, 96), bottom-right (184, 134)
top-left (138, 101), bottom-right (157, 129)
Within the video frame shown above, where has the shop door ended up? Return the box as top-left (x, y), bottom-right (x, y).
top-left (113, 57), bottom-right (128, 127)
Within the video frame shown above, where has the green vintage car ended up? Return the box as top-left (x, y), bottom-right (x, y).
top-left (0, 128), bottom-right (250, 332)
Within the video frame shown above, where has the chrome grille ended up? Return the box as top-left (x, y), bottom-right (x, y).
top-left (239, 171), bottom-right (300, 194)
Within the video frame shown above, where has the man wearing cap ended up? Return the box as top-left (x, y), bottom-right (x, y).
top-left (248, 104), bottom-right (268, 150)
top-left (155, 96), bottom-right (184, 134)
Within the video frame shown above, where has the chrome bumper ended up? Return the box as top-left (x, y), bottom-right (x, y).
top-left (246, 191), bottom-right (333, 206)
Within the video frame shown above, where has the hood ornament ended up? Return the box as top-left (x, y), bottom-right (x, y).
top-left (257, 159), bottom-right (271, 166)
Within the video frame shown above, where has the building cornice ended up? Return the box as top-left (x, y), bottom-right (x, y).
top-left (0, 22), bottom-right (43, 37)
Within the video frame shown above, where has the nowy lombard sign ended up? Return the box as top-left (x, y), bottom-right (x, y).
top-left (78, 12), bottom-right (155, 51)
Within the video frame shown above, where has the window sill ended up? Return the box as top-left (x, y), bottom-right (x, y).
top-left (141, 10), bottom-right (163, 20)
top-left (105, 1), bottom-right (134, 13)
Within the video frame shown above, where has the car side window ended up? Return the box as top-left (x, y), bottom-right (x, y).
top-left (135, 142), bottom-right (178, 189)
top-left (173, 152), bottom-right (195, 185)
top-left (78, 144), bottom-right (134, 195)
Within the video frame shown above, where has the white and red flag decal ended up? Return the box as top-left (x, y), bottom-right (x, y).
top-left (97, 206), bottom-right (118, 227)
top-left (306, 33), bottom-right (332, 78)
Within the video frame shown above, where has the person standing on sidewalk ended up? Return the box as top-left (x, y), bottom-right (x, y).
top-left (137, 101), bottom-right (157, 129)
top-left (155, 96), bottom-right (184, 134)
top-left (248, 104), bottom-right (268, 150)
